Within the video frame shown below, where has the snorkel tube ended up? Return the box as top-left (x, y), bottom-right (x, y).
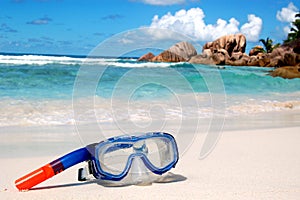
top-left (15, 148), bottom-right (91, 191)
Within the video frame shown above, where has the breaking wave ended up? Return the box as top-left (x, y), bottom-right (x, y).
top-left (0, 54), bottom-right (187, 68)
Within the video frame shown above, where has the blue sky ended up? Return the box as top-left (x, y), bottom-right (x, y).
top-left (0, 0), bottom-right (299, 55)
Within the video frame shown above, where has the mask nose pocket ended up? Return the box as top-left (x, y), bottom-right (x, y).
top-left (129, 140), bottom-right (151, 185)
top-left (130, 157), bottom-right (152, 185)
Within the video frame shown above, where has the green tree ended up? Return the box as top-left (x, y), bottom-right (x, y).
top-left (284, 12), bottom-right (300, 43)
top-left (259, 37), bottom-right (280, 53)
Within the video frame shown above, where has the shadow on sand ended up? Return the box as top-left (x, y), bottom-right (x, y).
top-left (30, 172), bottom-right (186, 191)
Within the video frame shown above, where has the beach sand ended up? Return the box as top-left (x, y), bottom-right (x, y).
top-left (1, 111), bottom-right (300, 199)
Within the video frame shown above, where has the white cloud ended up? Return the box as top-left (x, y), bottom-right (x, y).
top-left (119, 38), bottom-right (134, 44)
top-left (240, 14), bottom-right (263, 42)
top-left (276, 2), bottom-right (299, 37)
top-left (149, 8), bottom-right (263, 42)
top-left (283, 25), bottom-right (291, 35)
top-left (276, 2), bottom-right (299, 23)
top-left (134, 0), bottom-right (185, 5)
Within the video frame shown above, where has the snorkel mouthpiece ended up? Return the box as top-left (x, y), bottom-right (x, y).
top-left (15, 163), bottom-right (56, 191)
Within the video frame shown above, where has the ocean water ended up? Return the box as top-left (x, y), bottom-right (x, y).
top-left (0, 53), bottom-right (300, 127)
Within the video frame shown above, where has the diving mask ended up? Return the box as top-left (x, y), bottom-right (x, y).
top-left (15, 132), bottom-right (179, 191)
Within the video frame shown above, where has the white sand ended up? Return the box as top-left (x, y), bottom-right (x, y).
top-left (1, 112), bottom-right (300, 199)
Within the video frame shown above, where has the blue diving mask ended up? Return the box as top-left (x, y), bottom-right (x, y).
top-left (83, 132), bottom-right (179, 183)
top-left (15, 132), bottom-right (179, 190)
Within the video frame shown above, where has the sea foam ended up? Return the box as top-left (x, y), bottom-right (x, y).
top-left (1, 94), bottom-right (300, 127)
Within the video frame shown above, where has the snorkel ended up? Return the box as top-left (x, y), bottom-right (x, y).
top-left (15, 132), bottom-right (179, 191)
top-left (15, 148), bottom-right (91, 191)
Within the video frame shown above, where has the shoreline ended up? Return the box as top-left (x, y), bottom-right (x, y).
top-left (1, 82), bottom-right (299, 199)
top-left (1, 108), bottom-right (299, 132)
top-left (1, 93), bottom-right (300, 127)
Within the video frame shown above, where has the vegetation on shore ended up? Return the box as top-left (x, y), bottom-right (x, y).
top-left (259, 37), bottom-right (280, 53)
top-left (284, 12), bottom-right (300, 43)
top-left (251, 12), bottom-right (300, 54)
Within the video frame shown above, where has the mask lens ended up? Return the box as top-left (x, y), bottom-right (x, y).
top-left (145, 137), bottom-right (175, 169)
top-left (98, 142), bottom-right (133, 175)
top-left (96, 135), bottom-right (176, 176)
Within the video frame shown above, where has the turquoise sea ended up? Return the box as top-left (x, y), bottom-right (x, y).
top-left (0, 53), bottom-right (300, 127)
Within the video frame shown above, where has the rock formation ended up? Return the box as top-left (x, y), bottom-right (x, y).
top-left (249, 46), bottom-right (264, 56)
top-left (190, 34), bottom-right (247, 65)
top-left (271, 39), bottom-right (300, 66)
top-left (137, 41), bottom-right (197, 62)
top-left (151, 50), bottom-right (186, 62)
top-left (167, 41), bottom-right (197, 60)
top-left (251, 39), bottom-right (300, 68)
top-left (190, 35), bottom-right (300, 72)
top-left (269, 66), bottom-right (300, 79)
top-left (137, 34), bottom-right (300, 78)
top-left (202, 33), bottom-right (246, 56)
top-left (137, 52), bottom-right (155, 61)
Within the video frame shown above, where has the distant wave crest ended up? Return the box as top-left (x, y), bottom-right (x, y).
top-left (0, 54), bottom-right (118, 66)
top-left (0, 54), bottom-right (188, 68)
